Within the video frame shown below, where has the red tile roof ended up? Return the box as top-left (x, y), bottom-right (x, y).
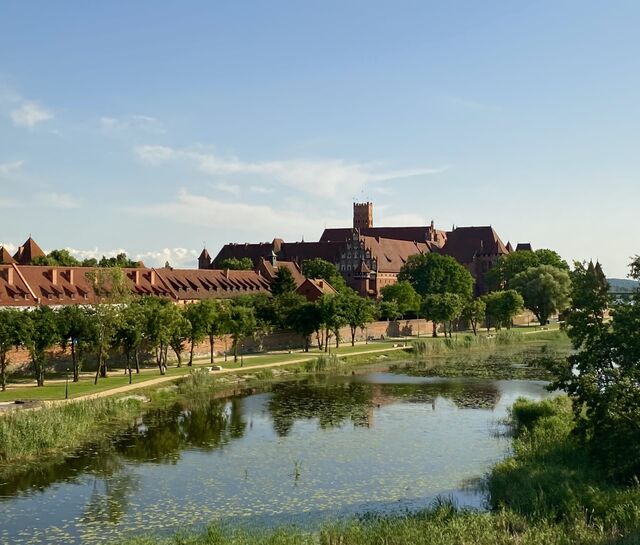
top-left (13, 237), bottom-right (45, 265)
top-left (0, 247), bottom-right (16, 265)
top-left (438, 226), bottom-right (509, 264)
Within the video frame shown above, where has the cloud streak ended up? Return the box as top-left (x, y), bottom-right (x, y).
top-left (0, 160), bottom-right (24, 176)
top-left (135, 145), bottom-right (448, 199)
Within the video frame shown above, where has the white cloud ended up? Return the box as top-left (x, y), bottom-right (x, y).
top-left (125, 189), bottom-right (324, 239)
top-left (250, 185), bottom-right (274, 194)
top-left (213, 182), bottom-right (241, 196)
top-left (100, 115), bottom-right (164, 134)
top-left (135, 145), bottom-right (448, 199)
top-left (0, 242), bottom-right (17, 254)
top-left (11, 101), bottom-right (54, 127)
top-left (0, 199), bottom-right (20, 208)
top-left (0, 160), bottom-right (24, 176)
top-left (36, 192), bottom-right (82, 209)
top-left (135, 248), bottom-right (199, 268)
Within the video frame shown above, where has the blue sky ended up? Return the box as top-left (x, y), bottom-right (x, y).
top-left (1, 1), bottom-right (638, 276)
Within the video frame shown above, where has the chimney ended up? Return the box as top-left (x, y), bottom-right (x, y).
top-left (149, 269), bottom-right (157, 286)
top-left (225, 269), bottom-right (230, 279)
top-left (133, 270), bottom-right (141, 285)
top-left (68, 269), bottom-right (75, 284)
top-left (2, 267), bottom-right (14, 285)
top-left (50, 268), bottom-right (58, 284)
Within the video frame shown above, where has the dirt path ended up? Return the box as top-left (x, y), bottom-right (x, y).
top-left (45, 345), bottom-right (408, 404)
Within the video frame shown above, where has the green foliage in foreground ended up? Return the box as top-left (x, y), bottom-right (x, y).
top-left (117, 397), bottom-right (640, 545)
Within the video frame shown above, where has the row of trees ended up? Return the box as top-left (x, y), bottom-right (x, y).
top-left (379, 248), bottom-right (573, 336)
top-left (32, 249), bottom-right (141, 268)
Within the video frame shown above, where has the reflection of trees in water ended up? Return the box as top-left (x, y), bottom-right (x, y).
top-left (0, 398), bottom-right (247, 497)
top-left (379, 382), bottom-right (501, 410)
top-left (268, 380), bottom-right (373, 436)
top-left (115, 398), bottom-right (247, 463)
top-left (80, 472), bottom-right (139, 525)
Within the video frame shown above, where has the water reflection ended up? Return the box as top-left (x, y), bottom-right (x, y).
top-left (0, 370), bottom-right (552, 545)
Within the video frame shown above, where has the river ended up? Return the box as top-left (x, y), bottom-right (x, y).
top-left (0, 366), bottom-right (552, 545)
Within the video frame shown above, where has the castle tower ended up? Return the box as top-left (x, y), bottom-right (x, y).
top-left (353, 202), bottom-right (374, 230)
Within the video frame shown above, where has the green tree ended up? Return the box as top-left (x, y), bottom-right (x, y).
top-left (32, 248), bottom-right (81, 267)
top-left (184, 301), bottom-right (210, 366)
top-left (227, 302), bottom-right (257, 363)
top-left (271, 267), bottom-right (298, 296)
top-left (301, 258), bottom-right (347, 292)
top-left (341, 291), bottom-right (377, 346)
top-left (421, 293), bottom-right (464, 337)
top-left (550, 258), bottom-right (640, 480)
top-left (57, 305), bottom-right (95, 382)
top-left (378, 300), bottom-right (402, 321)
top-left (398, 253), bottom-right (474, 300)
top-left (86, 268), bottom-right (130, 383)
top-left (461, 298), bottom-right (486, 335)
top-left (380, 281), bottom-right (421, 317)
top-left (510, 265), bottom-right (572, 326)
top-left (487, 248), bottom-right (569, 289)
top-left (566, 261), bottom-right (609, 347)
top-left (114, 302), bottom-right (145, 383)
top-left (0, 309), bottom-right (25, 391)
top-left (167, 305), bottom-right (190, 367)
top-left (23, 307), bottom-right (60, 387)
top-left (483, 290), bottom-right (524, 330)
top-left (200, 299), bottom-right (228, 364)
top-left (97, 253), bottom-right (139, 268)
top-left (287, 302), bottom-right (323, 352)
top-left (218, 257), bottom-right (254, 270)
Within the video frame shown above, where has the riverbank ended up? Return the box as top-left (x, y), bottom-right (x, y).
top-left (115, 396), bottom-right (640, 545)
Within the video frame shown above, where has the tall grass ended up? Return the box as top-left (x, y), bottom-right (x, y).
top-left (304, 354), bottom-right (343, 373)
top-left (0, 397), bottom-right (142, 467)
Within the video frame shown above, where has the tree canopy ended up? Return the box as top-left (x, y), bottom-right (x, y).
top-left (398, 253), bottom-right (474, 299)
top-left (301, 258), bottom-right (347, 292)
top-left (380, 281), bottom-right (421, 317)
top-left (487, 249), bottom-right (569, 289)
top-left (218, 257), bottom-right (254, 270)
top-left (510, 265), bottom-right (572, 326)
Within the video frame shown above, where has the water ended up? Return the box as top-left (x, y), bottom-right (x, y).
top-left (0, 368), bottom-right (552, 545)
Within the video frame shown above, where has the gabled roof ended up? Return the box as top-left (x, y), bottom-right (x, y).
top-left (198, 248), bottom-right (211, 260)
top-left (213, 240), bottom-right (345, 268)
top-left (257, 259), bottom-right (305, 287)
top-left (156, 268), bottom-right (271, 300)
top-left (0, 247), bottom-right (16, 264)
top-left (439, 226), bottom-right (509, 263)
top-left (13, 237), bottom-right (45, 265)
top-left (321, 226), bottom-right (445, 244)
top-left (0, 265), bottom-right (35, 306)
top-left (515, 243), bottom-right (533, 252)
top-left (296, 278), bottom-right (337, 302)
top-left (359, 235), bottom-right (431, 273)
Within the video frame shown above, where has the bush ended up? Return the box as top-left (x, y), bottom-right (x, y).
top-left (510, 396), bottom-right (572, 435)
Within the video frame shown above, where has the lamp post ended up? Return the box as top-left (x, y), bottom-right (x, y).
top-left (65, 368), bottom-right (69, 400)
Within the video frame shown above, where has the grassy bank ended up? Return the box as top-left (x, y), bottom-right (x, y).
top-left (115, 395), bottom-right (640, 545)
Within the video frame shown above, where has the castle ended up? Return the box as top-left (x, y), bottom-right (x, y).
top-left (203, 202), bottom-right (524, 297)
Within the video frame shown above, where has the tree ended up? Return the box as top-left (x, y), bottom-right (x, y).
top-left (549, 258), bottom-right (640, 480)
top-left (341, 291), bottom-right (377, 346)
top-left (184, 301), bottom-right (210, 366)
top-left (139, 297), bottom-right (174, 375)
top-left (483, 290), bottom-right (524, 330)
top-left (462, 298), bottom-right (486, 335)
top-left (114, 302), bottom-right (145, 383)
top-left (0, 309), bottom-right (25, 391)
top-left (227, 302), bottom-right (257, 363)
top-left (301, 258), bottom-right (347, 292)
top-left (378, 300), bottom-right (402, 322)
top-left (218, 257), bottom-right (254, 270)
top-left (57, 305), bottom-right (95, 382)
top-left (287, 302), bottom-right (323, 352)
top-left (23, 307), bottom-right (59, 387)
top-left (566, 261), bottom-right (609, 347)
top-left (316, 294), bottom-right (348, 351)
top-left (32, 248), bottom-right (81, 267)
top-left (421, 293), bottom-right (464, 337)
top-left (380, 281), bottom-right (421, 317)
top-left (487, 248), bottom-right (569, 289)
top-left (198, 299), bottom-right (228, 364)
top-left (167, 305), bottom-right (190, 367)
top-left (86, 268), bottom-right (130, 383)
top-left (97, 252), bottom-right (139, 268)
top-left (398, 253), bottom-right (474, 300)
top-left (271, 267), bottom-right (298, 296)
top-left (510, 265), bottom-right (572, 326)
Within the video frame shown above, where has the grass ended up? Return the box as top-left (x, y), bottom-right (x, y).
top-left (115, 395), bottom-right (640, 545)
top-left (0, 396), bottom-right (144, 481)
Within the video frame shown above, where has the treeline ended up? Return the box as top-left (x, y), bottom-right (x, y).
top-left (381, 248), bottom-right (572, 337)
top-left (31, 249), bottom-right (141, 268)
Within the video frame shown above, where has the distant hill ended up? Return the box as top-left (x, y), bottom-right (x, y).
top-left (609, 278), bottom-right (639, 293)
